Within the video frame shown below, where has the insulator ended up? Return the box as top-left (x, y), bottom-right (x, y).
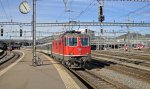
top-left (99, 15), bottom-right (105, 22)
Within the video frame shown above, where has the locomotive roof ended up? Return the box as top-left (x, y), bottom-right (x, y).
top-left (63, 33), bottom-right (89, 37)
top-left (61, 30), bottom-right (89, 37)
top-left (53, 30), bottom-right (90, 40)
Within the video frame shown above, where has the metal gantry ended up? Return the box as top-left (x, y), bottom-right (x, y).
top-left (105, 0), bottom-right (150, 2)
top-left (0, 22), bottom-right (150, 27)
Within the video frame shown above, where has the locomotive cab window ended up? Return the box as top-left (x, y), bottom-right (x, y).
top-left (67, 38), bottom-right (77, 46)
top-left (81, 38), bottom-right (89, 46)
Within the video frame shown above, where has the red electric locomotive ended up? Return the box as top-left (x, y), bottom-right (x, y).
top-left (51, 30), bottom-right (91, 68)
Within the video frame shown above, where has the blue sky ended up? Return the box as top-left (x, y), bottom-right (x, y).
top-left (1, 0), bottom-right (149, 22)
top-left (0, 0), bottom-right (150, 39)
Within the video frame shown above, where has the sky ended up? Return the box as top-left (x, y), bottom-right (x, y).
top-left (0, 0), bottom-right (150, 39)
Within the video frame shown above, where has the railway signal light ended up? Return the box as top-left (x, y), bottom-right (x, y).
top-left (99, 15), bottom-right (105, 22)
top-left (100, 6), bottom-right (103, 16)
top-left (98, 6), bottom-right (105, 22)
top-left (20, 29), bottom-right (22, 37)
top-left (85, 29), bottom-right (88, 33)
top-left (1, 28), bottom-right (3, 36)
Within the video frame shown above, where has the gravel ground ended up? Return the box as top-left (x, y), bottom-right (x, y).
top-left (92, 50), bottom-right (150, 61)
top-left (91, 68), bottom-right (150, 89)
top-left (76, 70), bottom-right (117, 89)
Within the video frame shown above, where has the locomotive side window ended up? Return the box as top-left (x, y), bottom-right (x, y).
top-left (67, 38), bottom-right (77, 46)
top-left (81, 38), bottom-right (89, 46)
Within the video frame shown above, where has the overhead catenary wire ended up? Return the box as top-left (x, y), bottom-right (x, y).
top-left (73, 0), bottom-right (150, 19)
top-left (0, 0), bottom-right (9, 20)
top-left (103, 0), bottom-right (150, 2)
top-left (70, 0), bottom-right (74, 9)
top-left (108, 2), bottom-right (150, 22)
top-left (61, 0), bottom-right (150, 22)
top-left (123, 3), bottom-right (150, 22)
top-left (72, 0), bottom-right (150, 22)
top-left (127, 3), bottom-right (150, 16)
top-left (56, 0), bottom-right (72, 21)
top-left (73, 0), bottom-right (97, 20)
top-left (120, 3), bottom-right (150, 19)
top-left (6, 0), bottom-right (13, 21)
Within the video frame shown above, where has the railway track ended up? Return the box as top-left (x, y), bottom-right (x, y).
top-left (0, 51), bottom-right (7, 59)
top-left (108, 64), bottom-right (150, 83)
top-left (107, 48), bottom-right (150, 55)
top-left (92, 54), bottom-right (150, 72)
top-left (91, 59), bottom-right (150, 82)
top-left (90, 50), bottom-right (150, 88)
top-left (0, 51), bottom-right (15, 65)
top-left (88, 59), bottom-right (150, 88)
top-left (92, 51), bottom-right (150, 68)
top-left (61, 59), bottom-right (127, 89)
top-left (96, 50), bottom-right (150, 61)
top-left (67, 59), bottom-right (144, 89)
top-left (41, 52), bottom-right (121, 89)
top-left (72, 69), bottom-right (125, 89)
top-left (41, 50), bottom-right (150, 89)
top-left (0, 51), bottom-right (20, 70)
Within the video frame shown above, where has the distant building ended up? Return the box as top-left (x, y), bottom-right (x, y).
top-left (37, 36), bottom-right (54, 44)
top-left (78, 29), bottom-right (95, 40)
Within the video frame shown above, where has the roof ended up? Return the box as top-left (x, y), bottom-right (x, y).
top-left (61, 30), bottom-right (89, 38)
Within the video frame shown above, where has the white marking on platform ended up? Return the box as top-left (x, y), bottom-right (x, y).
top-left (44, 55), bottom-right (81, 89)
top-left (0, 51), bottom-right (25, 76)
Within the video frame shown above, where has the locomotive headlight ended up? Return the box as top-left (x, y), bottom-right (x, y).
top-left (70, 53), bottom-right (73, 55)
top-left (86, 52), bottom-right (91, 55)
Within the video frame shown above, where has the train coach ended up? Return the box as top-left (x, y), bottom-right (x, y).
top-left (37, 30), bottom-right (91, 68)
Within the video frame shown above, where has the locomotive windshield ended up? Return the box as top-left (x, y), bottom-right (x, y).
top-left (67, 38), bottom-right (77, 46)
top-left (81, 38), bottom-right (89, 46)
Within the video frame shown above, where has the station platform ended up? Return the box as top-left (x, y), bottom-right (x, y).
top-left (0, 50), bottom-right (84, 89)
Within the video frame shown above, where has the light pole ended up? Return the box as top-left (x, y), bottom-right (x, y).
top-left (32, 0), bottom-right (37, 66)
top-left (127, 16), bottom-right (131, 52)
